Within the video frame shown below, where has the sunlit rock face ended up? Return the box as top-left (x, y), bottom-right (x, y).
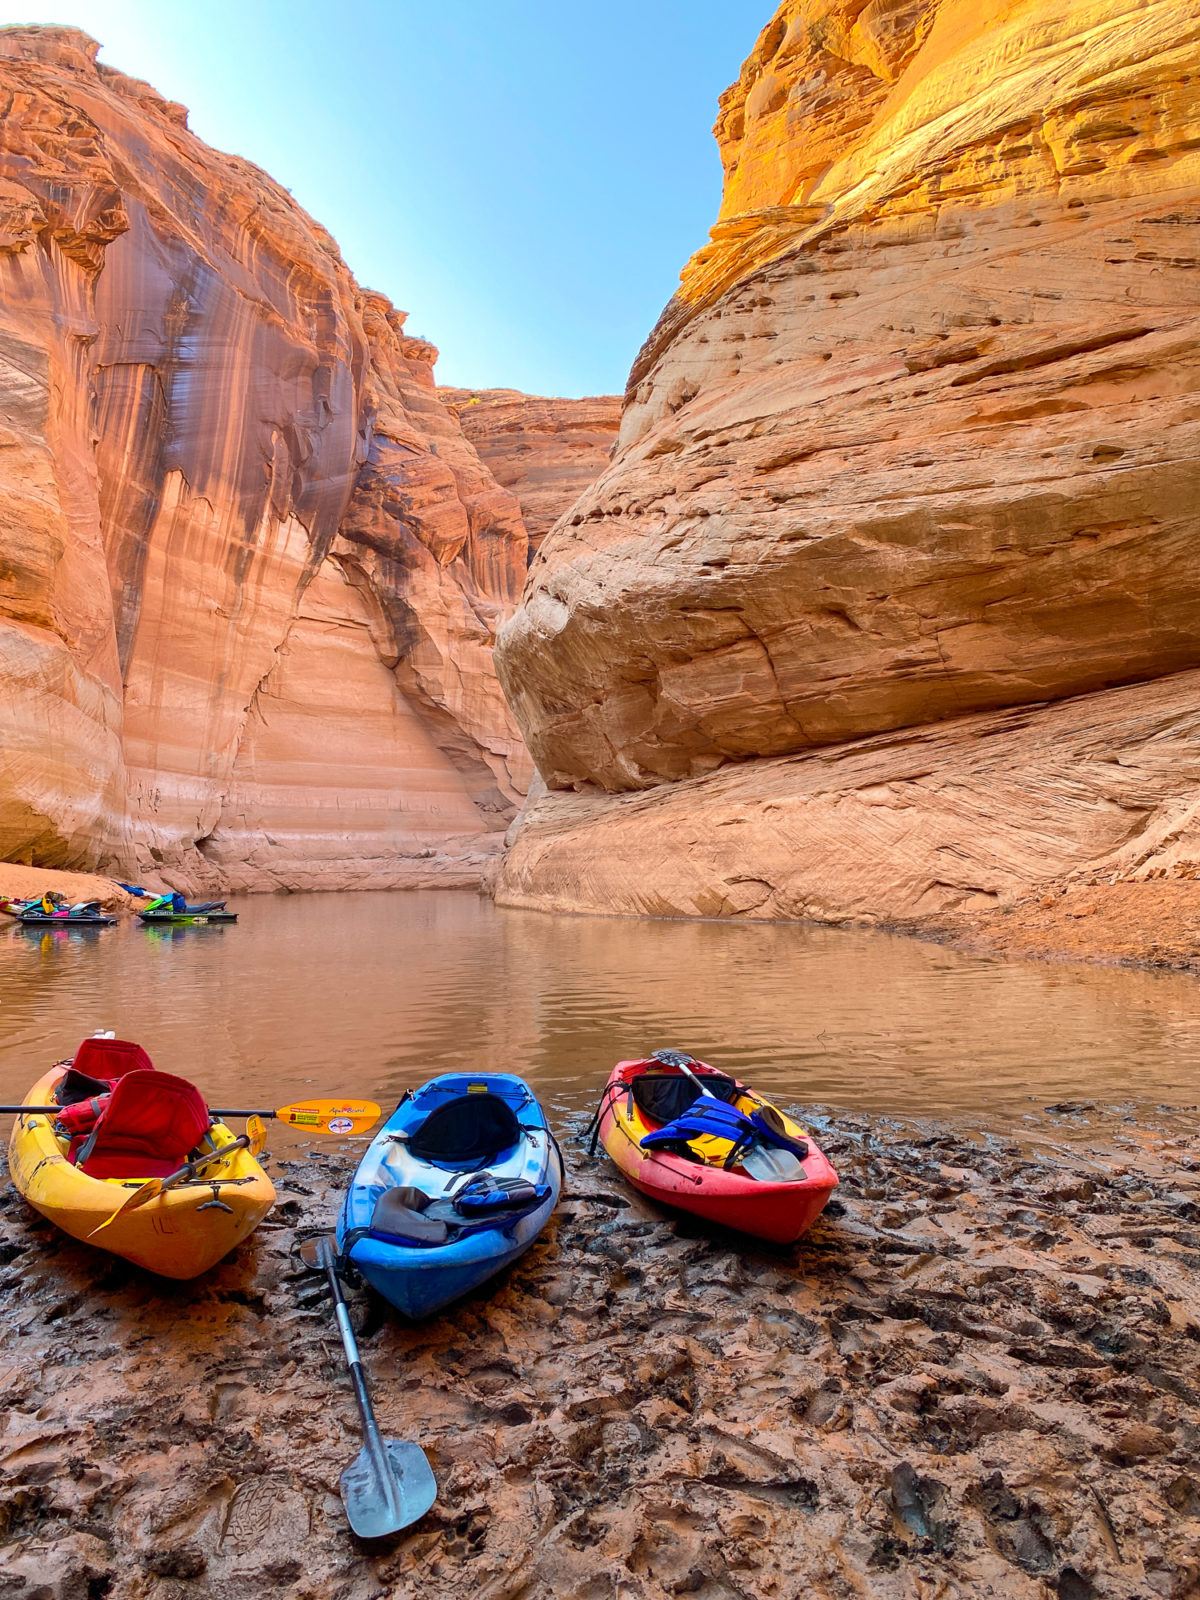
top-left (495, 0), bottom-right (1200, 925)
top-left (497, 0), bottom-right (1200, 792)
top-left (441, 388), bottom-right (620, 558)
top-left (0, 26), bottom-right (529, 889)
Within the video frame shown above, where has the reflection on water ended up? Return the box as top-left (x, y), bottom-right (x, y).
top-left (1, 891), bottom-right (1198, 1127)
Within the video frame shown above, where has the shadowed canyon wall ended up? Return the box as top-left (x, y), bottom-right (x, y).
top-left (0, 26), bottom-right (533, 891)
top-left (496, 0), bottom-right (1200, 928)
top-left (441, 388), bottom-right (621, 558)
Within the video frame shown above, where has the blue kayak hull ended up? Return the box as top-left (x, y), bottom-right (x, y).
top-left (337, 1072), bottom-right (562, 1320)
top-left (353, 1202), bottom-right (557, 1318)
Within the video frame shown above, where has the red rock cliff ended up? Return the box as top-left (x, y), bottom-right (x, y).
top-left (0, 26), bottom-right (530, 891)
top-left (496, 0), bottom-right (1200, 933)
top-left (440, 388), bottom-right (620, 557)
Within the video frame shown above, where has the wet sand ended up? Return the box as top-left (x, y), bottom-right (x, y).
top-left (2, 1106), bottom-right (1199, 1600)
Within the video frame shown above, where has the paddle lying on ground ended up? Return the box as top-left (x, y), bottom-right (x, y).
top-left (1, 1097), bottom-right (382, 1131)
top-left (88, 1115), bottom-right (270, 1236)
top-left (300, 1235), bottom-right (437, 1538)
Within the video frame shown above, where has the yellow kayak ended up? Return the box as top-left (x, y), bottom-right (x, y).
top-left (9, 1065), bottom-right (276, 1279)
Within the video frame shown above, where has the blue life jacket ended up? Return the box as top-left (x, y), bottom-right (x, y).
top-left (640, 1097), bottom-right (809, 1161)
top-left (454, 1176), bottom-right (550, 1215)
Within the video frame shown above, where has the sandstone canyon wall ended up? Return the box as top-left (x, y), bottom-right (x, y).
top-left (0, 26), bottom-right (530, 892)
top-left (441, 388), bottom-right (620, 557)
top-left (496, 0), bottom-right (1200, 935)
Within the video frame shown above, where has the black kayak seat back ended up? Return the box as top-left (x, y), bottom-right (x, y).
top-left (371, 1186), bottom-right (450, 1245)
top-left (406, 1092), bottom-right (524, 1166)
top-left (56, 1066), bottom-right (117, 1105)
top-left (631, 1071), bottom-right (740, 1126)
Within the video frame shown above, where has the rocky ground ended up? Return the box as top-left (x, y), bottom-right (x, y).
top-left (1, 1104), bottom-right (1199, 1600)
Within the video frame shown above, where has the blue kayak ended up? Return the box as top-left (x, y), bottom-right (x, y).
top-left (336, 1073), bottom-right (563, 1319)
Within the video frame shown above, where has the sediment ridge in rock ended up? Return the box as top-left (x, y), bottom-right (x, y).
top-left (496, 0), bottom-right (1200, 949)
top-left (0, 26), bottom-right (530, 892)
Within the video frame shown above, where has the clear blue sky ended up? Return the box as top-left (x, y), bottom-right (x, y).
top-left (4, 1), bottom-right (768, 395)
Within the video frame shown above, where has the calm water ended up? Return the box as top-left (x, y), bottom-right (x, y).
top-left (1, 891), bottom-right (1198, 1131)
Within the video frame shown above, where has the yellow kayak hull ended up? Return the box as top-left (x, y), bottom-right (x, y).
top-left (8, 1067), bottom-right (276, 1279)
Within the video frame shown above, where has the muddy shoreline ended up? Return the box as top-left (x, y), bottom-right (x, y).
top-left (910, 881), bottom-right (1200, 978)
top-left (2, 1104), bottom-right (1199, 1599)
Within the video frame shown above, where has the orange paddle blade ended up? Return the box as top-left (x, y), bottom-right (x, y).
top-left (88, 1175), bottom-right (164, 1236)
top-left (275, 1100), bottom-right (381, 1135)
top-left (247, 1114), bottom-right (268, 1156)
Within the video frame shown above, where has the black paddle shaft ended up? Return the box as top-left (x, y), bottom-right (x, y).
top-left (1, 1106), bottom-right (276, 1117)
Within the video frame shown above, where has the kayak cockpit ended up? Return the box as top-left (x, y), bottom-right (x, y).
top-left (592, 1055), bottom-right (811, 1183)
top-left (44, 1037), bottom-right (217, 1179)
top-left (344, 1078), bottom-right (554, 1251)
top-left (337, 1074), bottom-right (564, 1314)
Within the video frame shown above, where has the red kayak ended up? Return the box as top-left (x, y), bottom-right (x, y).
top-left (591, 1052), bottom-right (838, 1244)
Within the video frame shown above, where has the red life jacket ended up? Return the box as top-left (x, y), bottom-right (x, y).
top-left (57, 1093), bottom-right (113, 1137)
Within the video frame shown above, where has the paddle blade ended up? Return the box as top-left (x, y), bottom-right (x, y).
top-left (276, 1100), bottom-right (381, 1136)
top-left (340, 1438), bottom-right (436, 1539)
top-left (740, 1143), bottom-right (807, 1183)
top-left (88, 1178), bottom-right (162, 1237)
top-left (297, 1234), bottom-right (328, 1269)
top-left (247, 1114), bottom-right (268, 1156)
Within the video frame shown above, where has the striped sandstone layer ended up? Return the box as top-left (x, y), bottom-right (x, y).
top-left (495, 0), bottom-right (1200, 949)
top-left (0, 26), bottom-right (530, 891)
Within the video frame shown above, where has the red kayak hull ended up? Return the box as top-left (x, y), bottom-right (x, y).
top-left (596, 1058), bottom-right (838, 1244)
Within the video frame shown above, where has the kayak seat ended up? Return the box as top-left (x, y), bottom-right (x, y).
top-left (71, 1038), bottom-right (154, 1083)
top-left (371, 1187), bottom-right (450, 1245)
top-left (631, 1071), bottom-right (740, 1125)
top-left (54, 1038), bottom-right (154, 1111)
top-left (71, 1069), bottom-right (211, 1179)
top-left (407, 1093), bottom-right (523, 1167)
